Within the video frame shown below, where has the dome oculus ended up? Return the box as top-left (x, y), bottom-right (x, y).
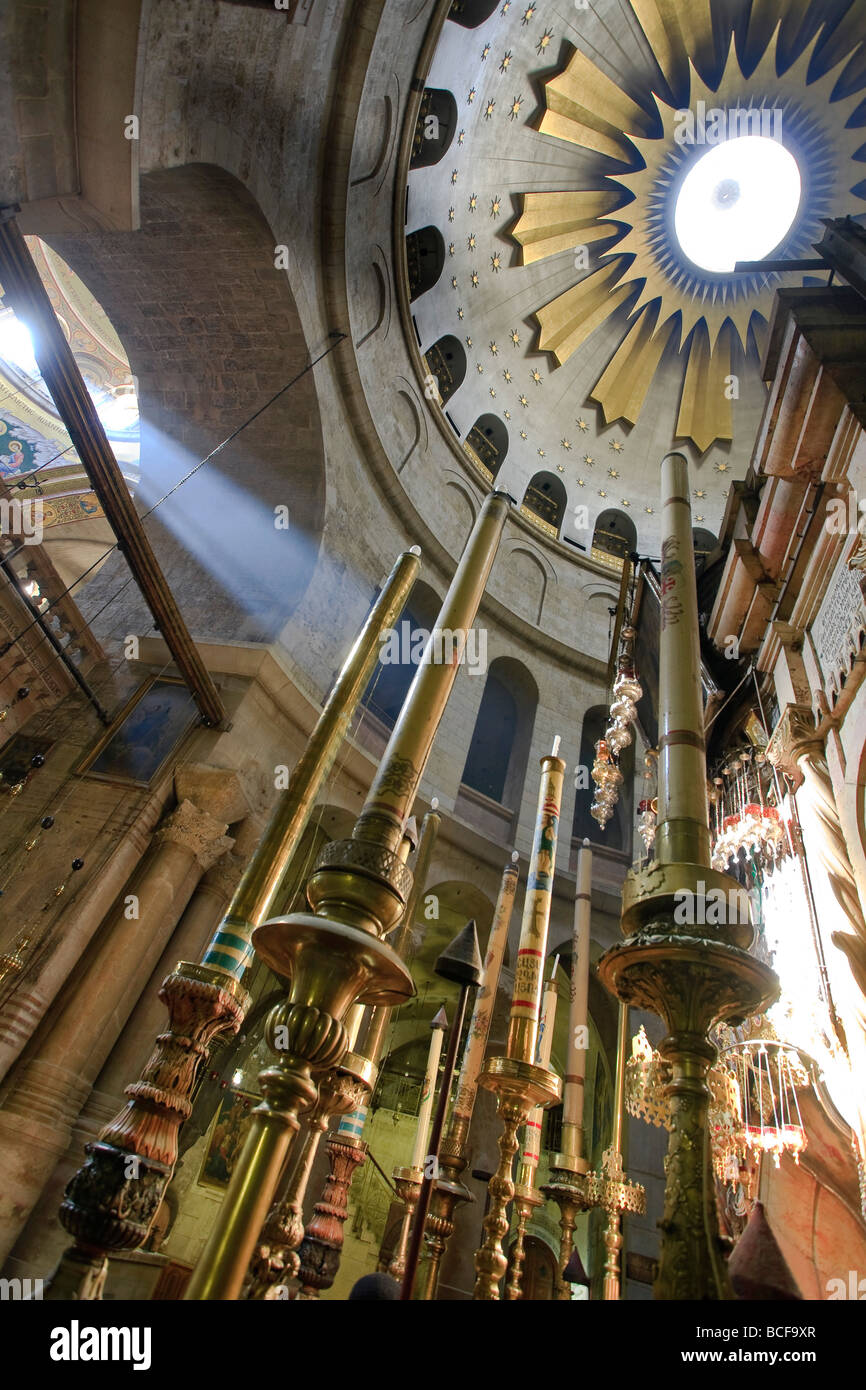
top-left (674, 136), bottom-right (802, 275)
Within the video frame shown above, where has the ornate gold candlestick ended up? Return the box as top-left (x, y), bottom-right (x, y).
top-left (598, 453), bottom-right (778, 1301)
top-left (541, 841), bottom-right (592, 1297)
top-left (583, 1004), bottom-right (645, 1299)
top-left (48, 546), bottom-right (420, 1300)
top-left (506, 971), bottom-right (559, 1300)
top-left (243, 1043), bottom-right (373, 1299)
top-left (299, 806), bottom-right (439, 1296)
top-left (415, 855), bottom-right (520, 1300)
top-left (387, 1167), bottom-right (424, 1281)
top-left (473, 747), bottom-right (565, 1300)
top-left (380, 1005), bottom-right (446, 1279)
top-left (185, 490), bottom-right (512, 1300)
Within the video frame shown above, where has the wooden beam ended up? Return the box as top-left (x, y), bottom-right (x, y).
top-left (0, 210), bottom-right (225, 727)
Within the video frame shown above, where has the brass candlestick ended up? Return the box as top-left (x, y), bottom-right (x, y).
top-left (185, 491), bottom-right (511, 1300)
top-left (402, 920), bottom-right (483, 1300)
top-left (415, 856), bottom-right (520, 1300)
top-left (299, 806), bottom-right (440, 1296)
top-left (598, 454), bottom-right (778, 1301)
top-left (243, 1050), bottom-right (374, 1299)
top-left (474, 750), bottom-right (565, 1300)
top-left (582, 1004), bottom-right (645, 1300)
top-left (540, 1170), bottom-right (589, 1300)
top-left (541, 842), bottom-right (592, 1297)
top-left (48, 547), bottom-right (420, 1300)
top-left (387, 1167), bottom-right (423, 1281)
top-left (506, 972), bottom-right (559, 1300)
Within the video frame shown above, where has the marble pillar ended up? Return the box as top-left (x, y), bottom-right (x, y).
top-left (0, 783), bottom-right (238, 1268)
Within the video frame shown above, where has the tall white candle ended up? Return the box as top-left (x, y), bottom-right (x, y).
top-left (451, 854), bottom-right (519, 1127)
top-left (523, 976), bottom-right (559, 1171)
top-left (410, 1007), bottom-right (447, 1172)
top-left (562, 839), bottom-right (592, 1164)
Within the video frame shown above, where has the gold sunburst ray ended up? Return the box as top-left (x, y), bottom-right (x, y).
top-left (511, 12), bottom-right (866, 447)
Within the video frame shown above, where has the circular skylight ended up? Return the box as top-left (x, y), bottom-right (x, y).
top-left (674, 136), bottom-right (802, 274)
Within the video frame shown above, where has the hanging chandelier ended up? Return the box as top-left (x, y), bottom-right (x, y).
top-left (709, 747), bottom-right (788, 873)
top-left (591, 624), bottom-right (642, 830)
top-left (637, 748), bottom-right (658, 855)
top-left (625, 1026), bottom-right (745, 1183)
top-left (721, 1040), bottom-right (808, 1168)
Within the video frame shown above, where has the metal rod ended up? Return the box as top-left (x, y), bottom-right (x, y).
top-left (400, 981), bottom-right (472, 1300)
top-left (0, 553), bottom-right (109, 722)
top-left (0, 210), bottom-right (225, 726)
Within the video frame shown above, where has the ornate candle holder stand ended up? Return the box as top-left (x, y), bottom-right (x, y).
top-left (243, 1051), bottom-right (374, 1299)
top-left (540, 1157), bottom-right (590, 1301)
top-left (386, 1166), bottom-right (423, 1281)
top-left (296, 1134), bottom-right (367, 1298)
top-left (599, 873), bottom-right (778, 1300)
top-left (185, 893), bottom-right (415, 1300)
top-left (49, 963), bottom-right (248, 1299)
top-left (505, 1182), bottom-right (544, 1300)
top-left (584, 1146), bottom-right (646, 1300)
top-left (415, 1125), bottom-right (473, 1300)
top-left (473, 1056), bottom-right (562, 1300)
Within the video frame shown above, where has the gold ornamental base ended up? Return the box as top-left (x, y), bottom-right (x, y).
top-left (386, 1166), bottom-right (423, 1282)
top-left (473, 1056), bottom-right (562, 1301)
top-left (540, 1163), bottom-right (590, 1300)
top-left (599, 929), bottom-right (777, 1301)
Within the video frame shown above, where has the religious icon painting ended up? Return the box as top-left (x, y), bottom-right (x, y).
top-left (76, 675), bottom-right (198, 786)
top-left (198, 1089), bottom-right (258, 1191)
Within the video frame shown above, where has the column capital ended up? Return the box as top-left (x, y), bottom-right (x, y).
top-left (154, 800), bottom-right (234, 871)
top-left (173, 763), bottom-right (252, 825)
top-left (765, 703), bottom-right (823, 783)
top-left (199, 849), bottom-right (247, 903)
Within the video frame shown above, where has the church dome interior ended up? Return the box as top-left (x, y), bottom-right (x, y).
top-left (1, 0), bottom-right (866, 1341)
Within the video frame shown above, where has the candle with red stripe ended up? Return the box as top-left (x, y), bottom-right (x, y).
top-left (506, 741), bottom-right (566, 1065)
top-left (521, 971), bottom-right (559, 1174)
top-left (560, 839), bottom-right (592, 1170)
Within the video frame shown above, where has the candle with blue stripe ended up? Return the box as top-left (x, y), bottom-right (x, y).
top-left (507, 739), bottom-right (566, 1065)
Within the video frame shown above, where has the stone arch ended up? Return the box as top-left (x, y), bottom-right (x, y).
top-left (448, 0), bottom-right (501, 27)
top-left (362, 578), bottom-right (442, 729)
top-left (465, 414), bottom-right (509, 479)
top-left (410, 89), bottom-right (459, 169)
top-left (501, 545), bottom-right (549, 626)
top-left (424, 334), bottom-right (466, 405)
top-left (42, 163), bottom-right (326, 643)
top-left (592, 508), bottom-right (636, 562)
top-left (523, 471), bottom-right (567, 534)
top-left (355, 247), bottom-right (392, 346)
top-left (444, 477), bottom-right (478, 544)
top-left (406, 226), bottom-right (446, 301)
top-left (459, 656), bottom-right (538, 837)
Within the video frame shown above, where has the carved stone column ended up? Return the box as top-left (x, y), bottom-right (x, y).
top-left (767, 702), bottom-right (866, 1206)
top-left (0, 788), bottom-right (236, 1274)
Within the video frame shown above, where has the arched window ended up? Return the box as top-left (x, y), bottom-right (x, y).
top-left (572, 704), bottom-right (634, 854)
top-left (406, 226), bottom-right (445, 301)
top-left (460, 657), bottom-right (538, 833)
top-left (465, 414), bottom-right (508, 479)
top-left (592, 508), bottom-right (636, 563)
top-left (523, 471), bottom-right (567, 534)
top-left (448, 0), bottom-right (500, 27)
top-left (692, 528), bottom-right (718, 577)
top-left (362, 581), bottom-right (441, 728)
top-left (410, 89), bottom-right (459, 169)
top-left (424, 335), bottom-right (466, 406)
